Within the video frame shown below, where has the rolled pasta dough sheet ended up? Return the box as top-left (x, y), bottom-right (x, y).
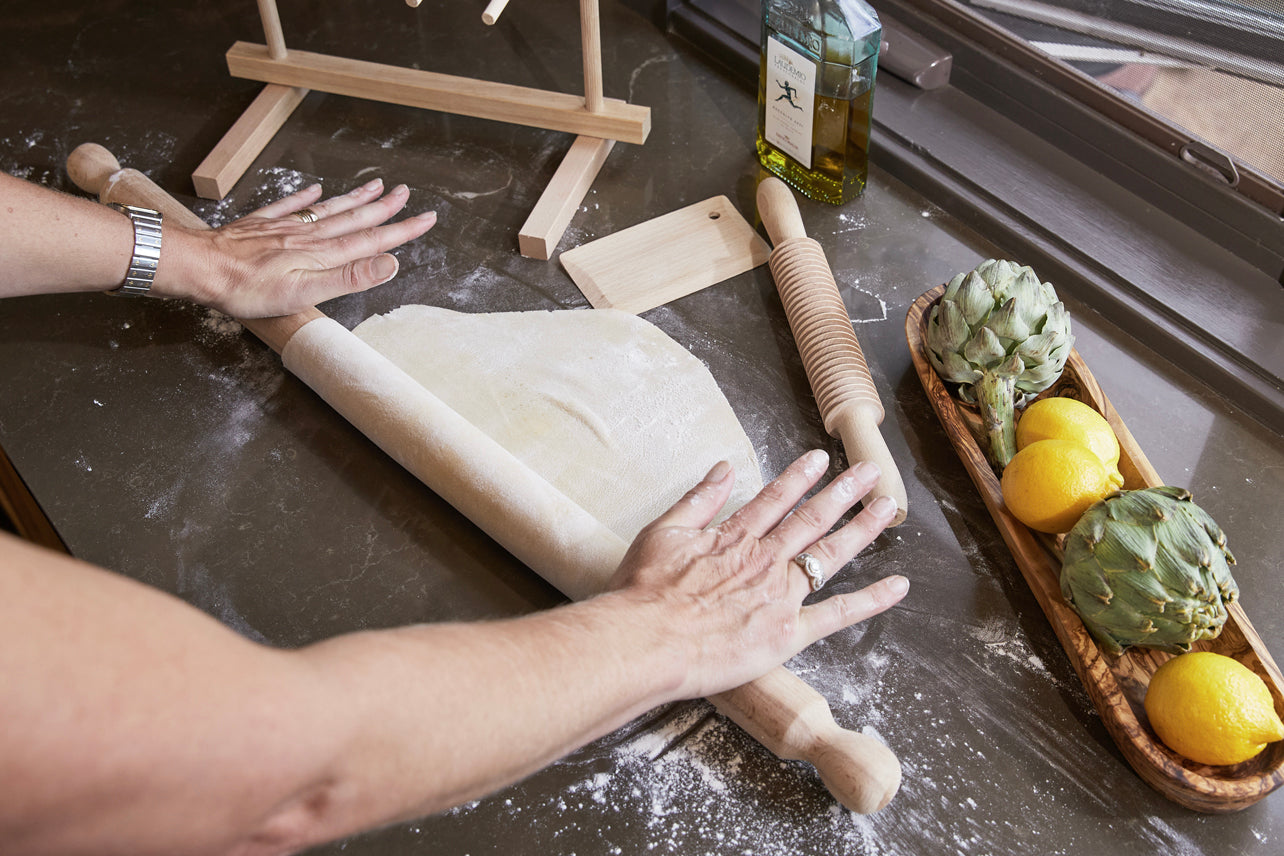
top-left (282, 317), bottom-right (626, 601)
top-left (352, 305), bottom-right (763, 542)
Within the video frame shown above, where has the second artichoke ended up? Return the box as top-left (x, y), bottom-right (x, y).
top-left (1061, 486), bottom-right (1239, 656)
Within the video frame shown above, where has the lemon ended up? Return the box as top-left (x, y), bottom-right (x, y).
top-left (999, 439), bottom-right (1119, 533)
top-left (1016, 397), bottom-right (1124, 489)
top-left (1145, 652), bottom-right (1284, 766)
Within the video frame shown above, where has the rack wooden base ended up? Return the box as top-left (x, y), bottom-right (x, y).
top-left (193, 0), bottom-right (649, 263)
top-left (225, 43), bottom-right (649, 145)
top-left (519, 135), bottom-right (614, 260)
top-left (193, 83), bottom-right (308, 200)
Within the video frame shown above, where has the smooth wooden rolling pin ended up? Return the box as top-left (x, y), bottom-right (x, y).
top-left (66, 143), bottom-right (901, 813)
top-left (757, 177), bottom-right (908, 526)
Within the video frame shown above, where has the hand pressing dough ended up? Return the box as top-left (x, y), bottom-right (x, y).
top-left (352, 305), bottom-right (763, 542)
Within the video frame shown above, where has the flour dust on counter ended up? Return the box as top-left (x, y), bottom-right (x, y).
top-left (842, 279), bottom-right (890, 326)
top-left (831, 210), bottom-right (871, 238)
top-left (832, 575), bottom-right (1225, 856)
top-left (0, 128), bottom-right (54, 182)
top-left (5, 125), bottom-right (180, 190)
top-left (196, 165), bottom-right (315, 227)
top-left (198, 307), bottom-right (244, 341)
top-left (441, 700), bottom-right (891, 855)
top-left (416, 141), bottom-right (516, 203)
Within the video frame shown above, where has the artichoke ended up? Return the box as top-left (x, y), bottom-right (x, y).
top-left (926, 259), bottom-right (1073, 466)
top-left (1060, 486), bottom-right (1239, 656)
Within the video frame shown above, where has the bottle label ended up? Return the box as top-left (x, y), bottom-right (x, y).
top-left (763, 35), bottom-right (816, 169)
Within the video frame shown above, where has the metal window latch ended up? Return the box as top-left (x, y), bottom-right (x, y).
top-left (1179, 139), bottom-right (1240, 187)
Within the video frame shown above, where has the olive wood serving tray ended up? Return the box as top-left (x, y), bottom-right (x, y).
top-left (906, 285), bottom-right (1284, 812)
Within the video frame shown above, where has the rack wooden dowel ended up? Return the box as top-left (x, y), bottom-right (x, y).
top-left (482, 0), bottom-right (511, 25)
top-left (579, 0), bottom-right (604, 113)
top-left (256, 0), bottom-right (287, 59)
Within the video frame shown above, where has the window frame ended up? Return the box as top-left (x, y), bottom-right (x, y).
top-left (663, 0), bottom-right (1284, 433)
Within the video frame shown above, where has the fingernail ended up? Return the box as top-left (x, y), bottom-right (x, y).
top-left (869, 495), bottom-right (898, 516)
top-left (885, 574), bottom-right (909, 596)
top-left (416, 210), bottom-right (438, 222)
top-left (705, 460), bottom-right (732, 483)
top-left (372, 254), bottom-right (398, 283)
top-left (802, 449), bottom-right (828, 477)
top-left (359, 177), bottom-right (384, 193)
top-left (852, 460), bottom-right (881, 481)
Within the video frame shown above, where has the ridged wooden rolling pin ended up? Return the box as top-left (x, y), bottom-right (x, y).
top-left (757, 177), bottom-right (908, 526)
top-left (66, 144), bottom-right (902, 815)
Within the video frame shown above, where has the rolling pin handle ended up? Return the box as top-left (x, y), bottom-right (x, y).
top-left (711, 668), bottom-right (901, 814)
top-left (64, 144), bottom-right (318, 352)
top-left (756, 176), bottom-right (808, 244)
top-left (810, 727), bottom-right (902, 814)
top-left (833, 406), bottom-right (909, 526)
top-left (67, 143), bottom-right (124, 198)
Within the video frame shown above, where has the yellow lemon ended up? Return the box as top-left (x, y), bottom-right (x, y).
top-left (1016, 397), bottom-right (1124, 489)
top-left (999, 439), bottom-right (1119, 533)
top-left (1145, 652), bottom-right (1284, 766)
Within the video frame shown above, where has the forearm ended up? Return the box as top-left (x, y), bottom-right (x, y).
top-left (0, 170), bottom-right (137, 296)
top-left (289, 592), bottom-right (684, 843)
top-left (0, 453), bottom-right (903, 854)
top-left (0, 533), bottom-right (685, 856)
top-left (1, 170), bottom-right (436, 316)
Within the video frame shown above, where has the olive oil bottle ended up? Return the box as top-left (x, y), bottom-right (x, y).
top-left (757, 0), bottom-right (882, 205)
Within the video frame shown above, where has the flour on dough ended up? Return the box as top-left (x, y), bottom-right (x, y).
top-left (352, 305), bottom-right (763, 542)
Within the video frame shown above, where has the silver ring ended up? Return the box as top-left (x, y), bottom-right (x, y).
top-left (293, 207), bottom-right (319, 224)
top-left (794, 552), bottom-right (826, 592)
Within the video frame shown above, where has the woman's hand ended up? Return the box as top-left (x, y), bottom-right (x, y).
top-left (608, 449), bottom-right (908, 701)
top-left (162, 178), bottom-right (437, 318)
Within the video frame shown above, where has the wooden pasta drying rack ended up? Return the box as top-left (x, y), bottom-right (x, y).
top-left (193, 0), bottom-right (650, 259)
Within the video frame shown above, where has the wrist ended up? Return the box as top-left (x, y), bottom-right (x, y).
top-left (150, 222), bottom-right (210, 305)
top-left (575, 589), bottom-right (697, 706)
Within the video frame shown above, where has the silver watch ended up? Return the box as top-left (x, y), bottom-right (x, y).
top-left (107, 203), bottom-right (163, 296)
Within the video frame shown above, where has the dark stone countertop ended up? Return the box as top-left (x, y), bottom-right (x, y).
top-left (1, 1), bottom-right (1281, 853)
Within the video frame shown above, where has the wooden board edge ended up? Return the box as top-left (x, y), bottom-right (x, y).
top-left (559, 196), bottom-right (771, 314)
top-left (0, 443), bottom-right (66, 553)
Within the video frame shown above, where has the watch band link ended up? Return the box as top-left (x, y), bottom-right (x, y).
top-left (107, 203), bottom-right (163, 296)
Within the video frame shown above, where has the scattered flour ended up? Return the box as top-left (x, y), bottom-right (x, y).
top-left (197, 165), bottom-right (313, 226)
top-left (198, 309), bottom-right (244, 340)
top-left (833, 211), bottom-right (870, 236)
top-left (844, 283), bottom-right (889, 324)
top-left (627, 53), bottom-right (679, 103)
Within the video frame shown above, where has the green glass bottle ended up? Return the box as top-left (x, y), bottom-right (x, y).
top-left (757, 0), bottom-right (882, 205)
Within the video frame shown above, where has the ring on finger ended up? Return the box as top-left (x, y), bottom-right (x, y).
top-left (293, 207), bottom-right (320, 224)
top-left (793, 552), bottom-right (826, 593)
